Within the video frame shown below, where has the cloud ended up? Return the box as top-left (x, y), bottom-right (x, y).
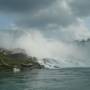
top-left (68, 0), bottom-right (90, 17)
top-left (0, 0), bottom-right (55, 13)
top-left (15, 0), bottom-right (90, 28)
top-left (0, 0), bottom-right (90, 29)
top-left (15, 0), bottom-right (76, 28)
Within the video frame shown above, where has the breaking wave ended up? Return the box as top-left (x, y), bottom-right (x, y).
top-left (0, 26), bottom-right (90, 68)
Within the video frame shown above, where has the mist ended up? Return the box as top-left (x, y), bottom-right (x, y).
top-left (0, 21), bottom-right (90, 68)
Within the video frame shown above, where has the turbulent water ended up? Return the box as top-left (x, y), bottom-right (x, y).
top-left (0, 29), bottom-right (90, 68)
top-left (0, 68), bottom-right (90, 90)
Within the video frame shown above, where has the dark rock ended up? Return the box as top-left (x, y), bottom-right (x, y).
top-left (0, 48), bottom-right (44, 71)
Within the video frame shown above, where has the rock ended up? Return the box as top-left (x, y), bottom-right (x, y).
top-left (0, 48), bottom-right (44, 71)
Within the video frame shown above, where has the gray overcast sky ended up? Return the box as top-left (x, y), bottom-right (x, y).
top-left (0, 0), bottom-right (90, 29)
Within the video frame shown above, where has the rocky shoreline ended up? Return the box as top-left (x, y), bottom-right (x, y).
top-left (0, 48), bottom-right (44, 71)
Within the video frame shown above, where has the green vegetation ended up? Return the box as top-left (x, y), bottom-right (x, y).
top-left (0, 48), bottom-right (43, 70)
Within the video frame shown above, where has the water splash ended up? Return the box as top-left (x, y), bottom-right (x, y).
top-left (0, 26), bottom-right (90, 68)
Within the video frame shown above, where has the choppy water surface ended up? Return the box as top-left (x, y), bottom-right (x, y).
top-left (0, 68), bottom-right (90, 90)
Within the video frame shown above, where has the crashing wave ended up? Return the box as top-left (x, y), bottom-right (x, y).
top-left (0, 29), bottom-right (90, 68)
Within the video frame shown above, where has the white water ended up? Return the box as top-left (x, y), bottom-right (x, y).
top-left (0, 23), bottom-right (90, 68)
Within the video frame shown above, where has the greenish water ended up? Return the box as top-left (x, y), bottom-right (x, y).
top-left (0, 68), bottom-right (90, 90)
